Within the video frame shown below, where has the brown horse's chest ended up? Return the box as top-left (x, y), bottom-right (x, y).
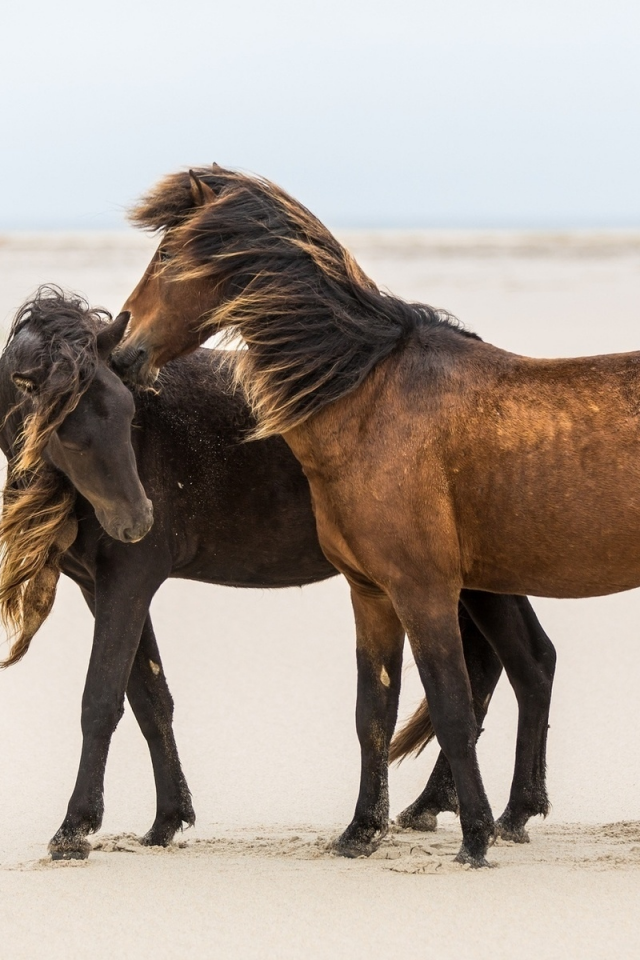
top-left (285, 417), bottom-right (459, 590)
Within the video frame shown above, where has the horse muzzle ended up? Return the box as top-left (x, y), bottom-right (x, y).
top-left (98, 498), bottom-right (154, 543)
top-left (111, 341), bottom-right (156, 385)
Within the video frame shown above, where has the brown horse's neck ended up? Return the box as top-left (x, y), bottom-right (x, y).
top-left (228, 298), bottom-right (418, 441)
top-left (281, 348), bottom-right (403, 475)
top-left (231, 296), bottom-right (474, 444)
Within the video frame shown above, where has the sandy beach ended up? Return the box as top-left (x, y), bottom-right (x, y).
top-left (1, 231), bottom-right (640, 958)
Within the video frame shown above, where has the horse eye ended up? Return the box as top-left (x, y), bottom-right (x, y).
top-left (58, 435), bottom-right (89, 453)
top-left (158, 248), bottom-right (172, 263)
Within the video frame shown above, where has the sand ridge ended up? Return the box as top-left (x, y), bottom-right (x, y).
top-left (80, 820), bottom-right (640, 872)
top-left (7, 821), bottom-right (640, 877)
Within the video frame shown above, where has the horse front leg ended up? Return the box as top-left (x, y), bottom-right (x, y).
top-left (332, 587), bottom-right (405, 858)
top-left (463, 593), bottom-right (556, 842)
top-left (395, 597), bottom-right (503, 831)
top-left (126, 617), bottom-right (195, 846)
top-left (394, 582), bottom-right (495, 866)
top-left (76, 591), bottom-right (192, 846)
top-left (49, 564), bottom-right (162, 860)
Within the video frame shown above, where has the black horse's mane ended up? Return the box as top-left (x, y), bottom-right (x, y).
top-left (6, 285), bottom-right (110, 391)
top-left (0, 286), bottom-right (110, 668)
top-left (130, 165), bottom-right (477, 438)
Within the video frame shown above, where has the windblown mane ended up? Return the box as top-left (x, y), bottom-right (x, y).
top-left (0, 286), bottom-right (109, 667)
top-left (130, 165), bottom-right (473, 438)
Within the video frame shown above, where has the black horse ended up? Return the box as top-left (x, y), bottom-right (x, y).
top-left (0, 288), bottom-right (556, 859)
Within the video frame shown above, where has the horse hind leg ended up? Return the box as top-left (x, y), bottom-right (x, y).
top-left (125, 617), bottom-right (195, 846)
top-left (392, 581), bottom-right (495, 866)
top-left (394, 597), bottom-right (502, 831)
top-left (463, 592), bottom-right (556, 843)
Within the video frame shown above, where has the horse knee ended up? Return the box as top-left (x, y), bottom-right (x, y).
top-left (429, 712), bottom-right (478, 763)
top-left (81, 694), bottom-right (125, 738)
top-left (142, 683), bottom-right (175, 732)
top-left (521, 614), bottom-right (557, 680)
top-left (511, 664), bottom-right (553, 712)
top-left (539, 639), bottom-right (557, 680)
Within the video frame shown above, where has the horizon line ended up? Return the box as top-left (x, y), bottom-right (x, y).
top-left (2, 220), bottom-right (640, 233)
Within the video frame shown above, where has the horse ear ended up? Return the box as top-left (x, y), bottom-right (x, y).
top-left (96, 312), bottom-right (130, 360)
top-left (189, 170), bottom-right (217, 206)
top-left (12, 372), bottom-right (39, 394)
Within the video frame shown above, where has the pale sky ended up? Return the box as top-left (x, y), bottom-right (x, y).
top-left (2, 0), bottom-right (639, 228)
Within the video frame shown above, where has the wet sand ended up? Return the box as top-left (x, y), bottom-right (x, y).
top-left (1, 231), bottom-right (640, 958)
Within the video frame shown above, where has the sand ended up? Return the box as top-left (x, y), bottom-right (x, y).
top-left (1, 231), bottom-right (640, 958)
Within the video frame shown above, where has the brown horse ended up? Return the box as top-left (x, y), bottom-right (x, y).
top-left (110, 165), bottom-right (624, 868)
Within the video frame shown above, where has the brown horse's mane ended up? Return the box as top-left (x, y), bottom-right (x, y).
top-left (0, 287), bottom-right (109, 667)
top-left (130, 165), bottom-right (474, 438)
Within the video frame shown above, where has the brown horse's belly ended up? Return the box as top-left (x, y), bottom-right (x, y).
top-left (460, 498), bottom-right (640, 599)
top-left (464, 565), bottom-right (640, 600)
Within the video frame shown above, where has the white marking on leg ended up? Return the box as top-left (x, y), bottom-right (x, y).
top-left (149, 660), bottom-right (161, 676)
top-left (380, 666), bottom-right (391, 687)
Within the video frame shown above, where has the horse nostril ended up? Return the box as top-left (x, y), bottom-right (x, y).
top-left (113, 344), bottom-right (148, 376)
top-left (122, 526), bottom-right (143, 543)
top-left (121, 503), bottom-right (154, 543)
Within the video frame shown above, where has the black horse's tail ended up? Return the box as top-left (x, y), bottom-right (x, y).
top-left (389, 698), bottom-right (435, 764)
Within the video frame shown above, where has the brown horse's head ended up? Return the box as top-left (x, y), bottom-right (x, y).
top-left (113, 170), bottom-right (224, 385)
top-left (113, 164), bottom-right (420, 437)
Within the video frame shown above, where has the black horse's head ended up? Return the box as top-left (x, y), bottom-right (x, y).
top-left (0, 286), bottom-right (153, 543)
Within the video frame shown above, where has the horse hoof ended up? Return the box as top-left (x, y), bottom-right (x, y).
top-left (331, 837), bottom-right (380, 859)
top-left (140, 824), bottom-right (180, 847)
top-left (395, 809), bottom-right (438, 832)
top-left (140, 830), bottom-right (170, 848)
top-left (49, 838), bottom-right (91, 861)
top-left (141, 805), bottom-right (196, 847)
top-left (454, 844), bottom-right (493, 869)
top-left (495, 818), bottom-right (530, 844)
top-left (331, 824), bottom-right (386, 858)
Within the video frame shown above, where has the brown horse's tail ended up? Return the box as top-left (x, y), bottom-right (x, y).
top-left (389, 698), bottom-right (435, 764)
